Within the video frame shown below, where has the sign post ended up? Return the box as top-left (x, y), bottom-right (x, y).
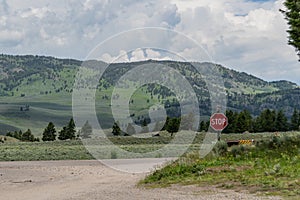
top-left (210, 113), bottom-right (228, 141)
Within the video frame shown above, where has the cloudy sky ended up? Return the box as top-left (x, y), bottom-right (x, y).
top-left (0, 0), bottom-right (299, 84)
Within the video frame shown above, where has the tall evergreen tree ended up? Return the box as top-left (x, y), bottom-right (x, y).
top-left (266, 109), bottom-right (276, 132)
top-left (236, 110), bottom-right (252, 133)
top-left (298, 111), bottom-right (300, 128)
top-left (291, 109), bottom-right (299, 130)
top-left (66, 118), bottom-right (76, 139)
top-left (13, 130), bottom-right (22, 140)
top-left (112, 122), bottom-right (121, 136)
top-left (166, 117), bottom-right (180, 134)
top-left (42, 122), bottom-right (56, 141)
top-left (22, 129), bottom-right (34, 142)
top-left (58, 126), bottom-right (68, 140)
top-left (58, 118), bottom-right (76, 140)
top-left (253, 115), bottom-right (263, 133)
top-left (79, 120), bottom-right (92, 139)
top-left (281, 0), bottom-right (300, 60)
top-left (255, 109), bottom-right (276, 132)
top-left (198, 121), bottom-right (207, 132)
top-left (162, 116), bottom-right (170, 131)
top-left (223, 110), bottom-right (239, 133)
top-left (275, 110), bottom-right (289, 131)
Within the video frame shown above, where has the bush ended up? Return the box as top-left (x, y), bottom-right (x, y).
top-left (213, 141), bottom-right (228, 156)
top-left (256, 135), bottom-right (300, 153)
top-left (111, 151), bottom-right (117, 159)
top-left (230, 145), bottom-right (247, 157)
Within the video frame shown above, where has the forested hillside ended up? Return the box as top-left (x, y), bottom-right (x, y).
top-left (0, 54), bottom-right (299, 135)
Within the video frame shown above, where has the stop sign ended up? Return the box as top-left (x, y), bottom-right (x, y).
top-left (210, 113), bottom-right (228, 131)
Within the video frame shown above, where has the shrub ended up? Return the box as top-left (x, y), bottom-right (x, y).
top-left (111, 151), bottom-right (117, 159)
top-left (213, 140), bottom-right (228, 156)
top-left (230, 145), bottom-right (246, 157)
top-left (256, 135), bottom-right (300, 153)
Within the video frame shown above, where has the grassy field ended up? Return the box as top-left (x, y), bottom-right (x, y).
top-left (140, 132), bottom-right (300, 198)
top-left (0, 131), bottom-right (298, 160)
top-left (0, 138), bottom-right (93, 161)
top-left (0, 83), bottom-right (170, 135)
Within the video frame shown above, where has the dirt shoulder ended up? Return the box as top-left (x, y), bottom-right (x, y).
top-left (0, 160), bottom-right (281, 200)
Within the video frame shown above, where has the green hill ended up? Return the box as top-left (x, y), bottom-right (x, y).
top-left (0, 54), bottom-right (298, 135)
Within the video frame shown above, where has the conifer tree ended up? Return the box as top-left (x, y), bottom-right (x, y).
top-left (42, 122), bottom-right (56, 141)
top-left (275, 110), bottom-right (289, 131)
top-left (291, 109), bottom-right (299, 130)
top-left (112, 122), bottom-right (121, 136)
top-left (281, 0), bottom-right (300, 60)
top-left (79, 120), bottom-right (92, 139)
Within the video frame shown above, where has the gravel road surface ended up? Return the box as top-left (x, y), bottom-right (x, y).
top-left (0, 160), bottom-right (281, 200)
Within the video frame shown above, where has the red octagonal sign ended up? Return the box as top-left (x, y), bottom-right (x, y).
top-left (210, 113), bottom-right (228, 131)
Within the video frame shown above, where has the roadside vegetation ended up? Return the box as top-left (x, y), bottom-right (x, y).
top-left (140, 133), bottom-right (300, 198)
top-left (0, 139), bottom-right (93, 161)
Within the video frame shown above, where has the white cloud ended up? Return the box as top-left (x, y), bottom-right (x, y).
top-left (173, 0), bottom-right (299, 83)
top-left (145, 49), bottom-right (161, 58)
top-left (130, 48), bottom-right (146, 62)
top-left (20, 7), bottom-right (49, 19)
top-left (0, 0), bottom-right (298, 84)
top-left (0, 30), bottom-right (24, 46)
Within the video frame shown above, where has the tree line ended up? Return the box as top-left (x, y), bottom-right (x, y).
top-left (5, 108), bottom-right (300, 141)
top-left (111, 116), bottom-right (182, 136)
top-left (199, 109), bottom-right (300, 133)
top-left (6, 129), bottom-right (39, 142)
top-left (6, 118), bottom-right (93, 142)
top-left (112, 108), bottom-right (300, 136)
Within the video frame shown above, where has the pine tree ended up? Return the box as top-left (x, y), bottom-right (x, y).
top-left (275, 110), bottom-right (289, 131)
top-left (112, 122), bottom-right (121, 136)
top-left (298, 111), bottom-right (300, 129)
top-left (12, 130), bottom-right (22, 140)
top-left (236, 110), bottom-right (252, 133)
top-left (166, 117), bottom-right (180, 134)
top-left (162, 117), bottom-right (170, 131)
top-left (253, 115), bottom-right (263, 133)
top-left (42, 122), bottom-right (56, 141)
top-left (198, 121), bottom-right (206, 132)
top-left (223, 110), bottom-right (238, 133)
top-left (205, 121), bottom-right (210, 131)
top-left (142, 119), bottom-right (148, 127)
top-left (66, 118), bottom-right (76, 140)
top-left (281, 0), bottom-right (300, 60)
top-left (79, 120), bottom-right (92, 139)
top-left (290, 109), bottom-right (299, 130)
top-left (260, 109), bottom-right (276, 132)
top-left (58, 126), bottom-right (68, 140)
top-left (22, 129), bottom-right (34, 142)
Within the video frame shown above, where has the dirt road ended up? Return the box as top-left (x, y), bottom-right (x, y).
top-left (0, 160), bottom-right (281, 200)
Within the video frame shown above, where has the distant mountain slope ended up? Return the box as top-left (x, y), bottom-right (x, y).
top-left (0, 54), bottom-right (298, 134)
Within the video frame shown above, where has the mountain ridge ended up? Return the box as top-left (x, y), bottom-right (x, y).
top-left (0, 54), bottom-right (299, 134)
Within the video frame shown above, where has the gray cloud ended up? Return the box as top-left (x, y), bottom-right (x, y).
top-left (0, 0), bottom-right (299, 84)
